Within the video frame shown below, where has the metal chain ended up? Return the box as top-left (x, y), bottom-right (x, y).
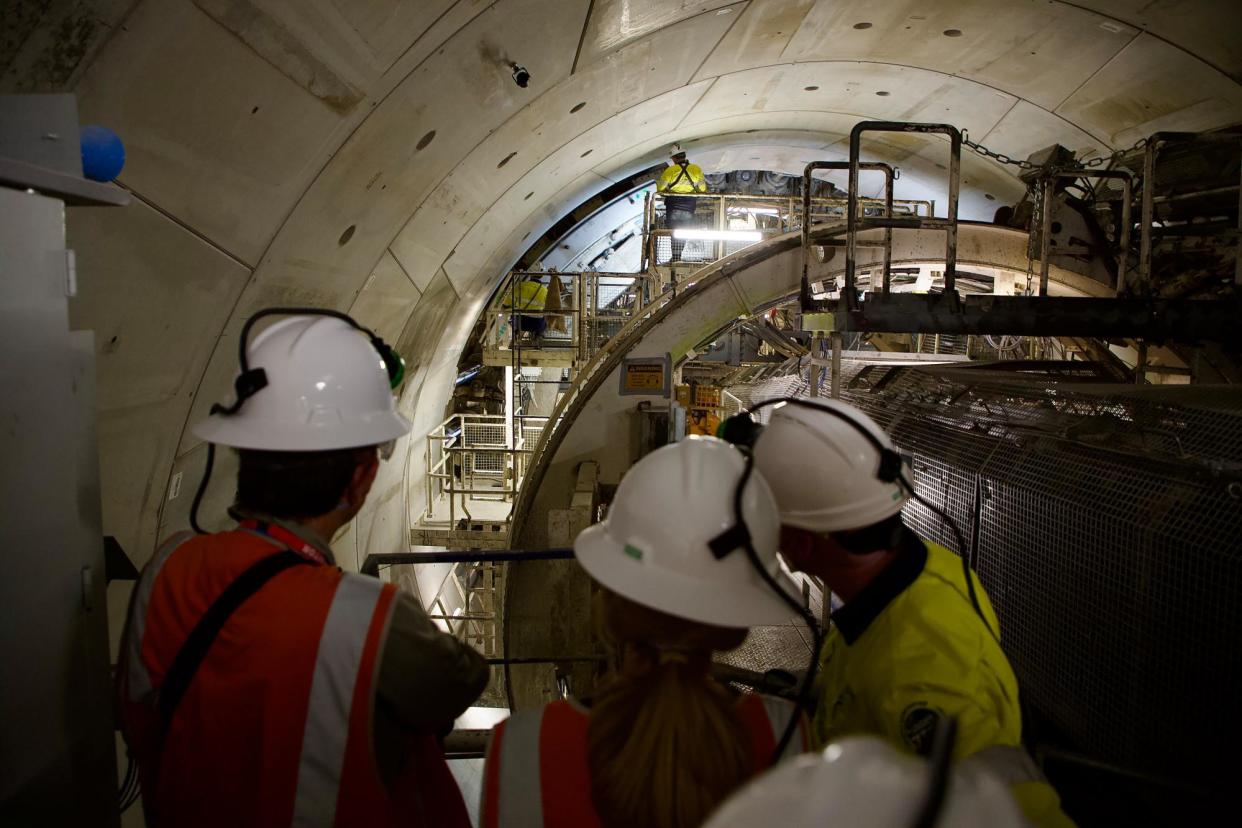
top-left (1082, 136), bottom-right (1149, 168)
top-left (1023, 180), bottom-right (1041, 296)
top-left (962, 131), bottom-right (1034, 169)
top-left (962, 132), bottom-right (1150, 171)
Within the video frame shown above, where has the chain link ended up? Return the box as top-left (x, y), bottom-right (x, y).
top-left (962, 131), bottom-right (1150, 172)
top-left (962, 131), bottom-right (1034, 169)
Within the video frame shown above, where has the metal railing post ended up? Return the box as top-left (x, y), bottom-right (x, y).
top-left (1039, 179), bottom-right (1055, 297)
top-left (1139, 142), bottom-right (1156, 292)
top-left (830, 331), bottom-right (843, 399)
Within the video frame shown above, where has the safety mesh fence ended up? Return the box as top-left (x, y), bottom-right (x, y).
top-left (729, 362), bottom-right (1242, 788)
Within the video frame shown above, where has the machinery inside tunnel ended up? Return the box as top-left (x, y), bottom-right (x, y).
top-left (3, 2), bottom-right (1242, 826)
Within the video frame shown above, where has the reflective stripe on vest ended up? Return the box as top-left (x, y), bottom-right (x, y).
top-left (495, 706), bottom-right (546, 826)
top-left (756, 695), bottom-right (805, 761)
top-left (961, 744), bottom-right (1047, 787)
top-left (125, 530), bottom-right (195, 703)
top-left (293, 573), bottom-right (384, 827)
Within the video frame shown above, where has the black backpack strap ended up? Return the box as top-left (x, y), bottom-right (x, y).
top-left (157, 549), bottom-right (308, 725)
top-left (668, 161), bottom-right (692, 190)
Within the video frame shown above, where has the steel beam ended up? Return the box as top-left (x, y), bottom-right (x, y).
top-left (838, 293), bottom-right (1242, 339)
top-left (360, 548), bottom-right (573, 577)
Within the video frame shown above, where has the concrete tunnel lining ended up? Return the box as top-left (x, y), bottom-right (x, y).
top-left (5, 0), bottom-right (1242, 823)
top-left (30, 0), bottom-right (1238, 609)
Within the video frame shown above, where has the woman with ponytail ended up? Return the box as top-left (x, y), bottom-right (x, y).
top-left (481, 437), bottom-right (809, 828)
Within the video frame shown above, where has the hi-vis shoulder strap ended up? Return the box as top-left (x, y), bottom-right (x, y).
top-left (666, 161), bottom-right (704, 192)
top-left (157, 550), bottom-right (309, 724)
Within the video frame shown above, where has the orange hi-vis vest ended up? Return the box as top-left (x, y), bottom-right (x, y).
top-left (118, 523), bottom-right (470, 828)
top-left (480, 694), bottom-right (808, 827)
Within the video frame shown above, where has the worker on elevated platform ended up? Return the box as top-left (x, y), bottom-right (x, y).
top-left (501, 272), bottom-right (549, 345)
top-left (730, 397), bottom-right (1074, 828)
top-left (657, 143), bottom-right (707, 262)
top-left (481, 437), bottom-right (809, 828)
top-left (118, 312), bottom-right (489, 828)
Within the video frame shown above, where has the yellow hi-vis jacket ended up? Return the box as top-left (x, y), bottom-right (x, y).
top-left (501, 279), bottom-right (547, 311)
top-left (657, 161), bottom-right (707, 194)
top-left (813, 536), bottom-right (1075, 828)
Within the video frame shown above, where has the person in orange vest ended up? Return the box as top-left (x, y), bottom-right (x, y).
top-left (117, 311), bottom-right (489, 827)
top-left (480, 436), bottom-right (810, 828)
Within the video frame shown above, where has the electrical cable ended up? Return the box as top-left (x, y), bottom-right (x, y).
top-left (189, 442), bottom-right (215, 535)
top-left (911, 716), bottom-right (959, 828)
top-left (725, 448), bottom-right (825, 763)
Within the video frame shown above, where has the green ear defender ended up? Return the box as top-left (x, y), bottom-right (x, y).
top-left (386, 348), bottom-right (406, 388)
top-left (369, 335), bottom-right (405, 388)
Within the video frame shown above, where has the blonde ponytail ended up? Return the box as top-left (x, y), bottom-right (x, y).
top-left (587, 591), bottom-right (752, 828)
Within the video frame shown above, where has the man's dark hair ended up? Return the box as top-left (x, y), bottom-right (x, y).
top-left (235, 447), bottom-right (374, 519)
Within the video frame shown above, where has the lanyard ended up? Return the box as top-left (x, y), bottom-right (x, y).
top-left (239, 519), bottom-right (328, 565)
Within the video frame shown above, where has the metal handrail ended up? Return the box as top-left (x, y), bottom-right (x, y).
top-left (801, 161), bottom-right (896, 309)
top-left (1034, 169), bottom-right (1133, 296)
top-left (847, 121), bottom-right (963, 310)
top-left (423, 411), bottom-right (550, 525)
top-left (644, 190), bottom-right (931, 276)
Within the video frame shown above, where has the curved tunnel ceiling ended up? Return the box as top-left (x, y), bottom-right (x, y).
top-left (10, 0), bottom-right (1241, 572)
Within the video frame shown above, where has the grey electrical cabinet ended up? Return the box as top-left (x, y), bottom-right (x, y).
top-left (1, 102), bottom-right (122, 825)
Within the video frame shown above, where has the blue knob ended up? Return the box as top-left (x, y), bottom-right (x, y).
top-left (80, 125), bottom-right (125, 182)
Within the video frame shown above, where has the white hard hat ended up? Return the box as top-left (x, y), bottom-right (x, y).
top-left (704, 737), bottom-right (1027, 828)
top-left (574, 436), bottom-right (798, 627)
top-left (669, 143), bottom-right (685, 157)
top-left (193, 316), bottom-right (412, 451)
top-left (752, 398), bottom-right (908, 533)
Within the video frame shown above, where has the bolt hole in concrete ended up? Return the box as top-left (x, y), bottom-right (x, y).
top-left (524, 192), bottom-right (534, 200)
top-left (853, 22), bottom-right (872, 29)
top-left (804, 85), bottom-right (819, 91)
top-left (570, 101), bottom-right (587, 113)
top-left (943, 28), bottom-right (963, 37)
top-left (416, 130), bottom-right (436, 150)
top-left (250, 106), bottom-right (259, 114)
top-left (985, 193), bottom-right (996, 200)
top-left (875, 90), bottom-right (890, 96)
top-left (498, 151), bottom-right (517, 168)
top-left (338, 225), bottom-right (356, 246)
top-left (580, 149), bottom-right (593, 157)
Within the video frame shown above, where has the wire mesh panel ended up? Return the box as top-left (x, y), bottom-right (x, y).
top-left (729, 362), bottom-right (1242, 788)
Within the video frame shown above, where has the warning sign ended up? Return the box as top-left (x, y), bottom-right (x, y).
top-left (620, 357), bottom-right (669, 396)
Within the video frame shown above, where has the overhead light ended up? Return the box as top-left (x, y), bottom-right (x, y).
top-left (734, 206), bottom-right (780, 216)
top-left (672, 229), bottom-right (763, 242)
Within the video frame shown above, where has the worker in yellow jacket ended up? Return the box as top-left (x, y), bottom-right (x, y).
top-left (500, 273), bottom-right (548, 344)
top-left (748, 397), bottom-right (1076, 828)
top-left (657, 143), bottom-right (706, 262)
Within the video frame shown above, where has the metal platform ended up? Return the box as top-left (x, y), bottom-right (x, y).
top-left (483, 346), bottom-right (576, 368)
